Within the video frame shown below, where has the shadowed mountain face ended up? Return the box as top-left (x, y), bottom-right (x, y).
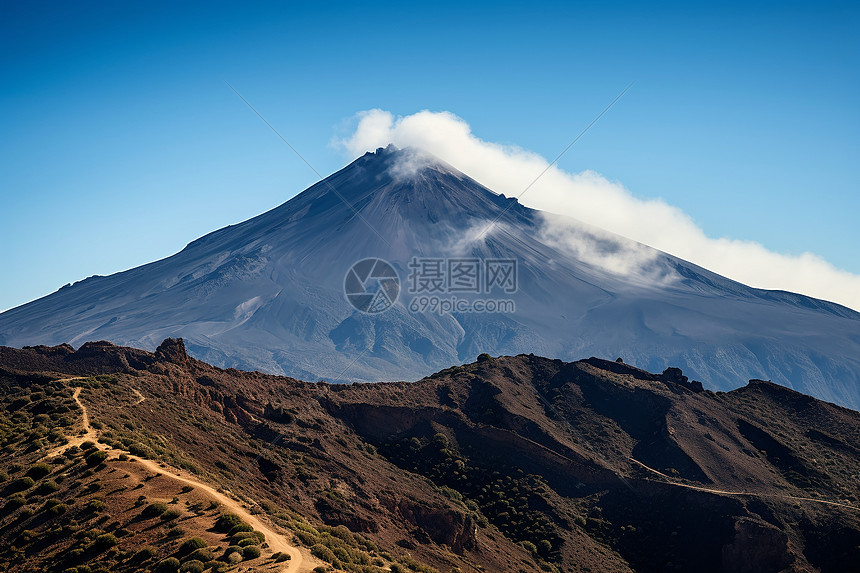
top-left (1, 145), bottom-right (859, 407)
top-left (1, 341), bottom-right (858, 573)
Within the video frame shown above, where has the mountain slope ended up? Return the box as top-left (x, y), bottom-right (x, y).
top-left (1, 340), bottom-right (859, 572)
top-left (1, 146), bottom-right (859, 407)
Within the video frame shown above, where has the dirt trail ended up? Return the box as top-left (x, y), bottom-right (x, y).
top-left (132, 456), bottom-right (305, 570)
top-left (628, 457), bottom-right (859, 511)
top-left (131, 388), bottom-right (146, 405)
top-left (44, 382), bottom-right (96, 457)
top-left (51, 382), bottom-right (313, 572)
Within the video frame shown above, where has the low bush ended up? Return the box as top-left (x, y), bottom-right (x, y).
top-left (228, 523), bottom-right (254, 535)
top-left (35, 479), bottom-right (60, 495)
top-left (215, 513), bottom-right (244, 532)
top-left (179, 561), bottom-right (205, 573)
top-left (154, 558), bottom-right (181, 573)
top-left (9, 476), bottom-right (35, 492)
top-left (86, 499), bottom-right (106, 512)
top-left (6, 495), bottom-right (27, 509)
top-left (133, 546), bottom-right (159, 561)
top-left (44, 499), bottom-right (67, 516)
top-left (186, 548), bottom-right (214, 562)
top-left (142, 502), bottom-right (168, 518)
top-left (26, 463), bottom-right (52, 479)
top-left (178, 537), bottom-right (207, 555)
top-left (241, 545), bottom-right (261, 560)
top-left (85, 450), bottom-right (108, 467)
top-left (92, 533), bottom-right (118, 551)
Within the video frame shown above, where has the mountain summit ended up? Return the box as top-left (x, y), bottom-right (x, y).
top-left (1, 147), bottom-right (859, 407)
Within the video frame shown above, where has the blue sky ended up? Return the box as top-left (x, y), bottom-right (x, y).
top-left (1, 0), bottom-right (858, 312)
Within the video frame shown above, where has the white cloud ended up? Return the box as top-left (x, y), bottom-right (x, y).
top-left (337, 109), bottom-right (860, 311)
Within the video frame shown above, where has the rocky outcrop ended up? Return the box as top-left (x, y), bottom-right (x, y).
top-left (154, 337), bottom-right (189, 367)
top-left (721, 518), bottom-right (794, 573)
top-left (379, 494), bottom-right (476, 553)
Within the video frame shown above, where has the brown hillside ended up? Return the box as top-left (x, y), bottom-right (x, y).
top-left (1, 340), bottom-right (858, 573)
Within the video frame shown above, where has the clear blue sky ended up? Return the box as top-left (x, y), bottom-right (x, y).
top-left (2, 1), bottom-right (858, 312)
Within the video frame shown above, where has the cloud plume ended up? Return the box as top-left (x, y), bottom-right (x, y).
top-left (338, 109), bottom-right (860, 311)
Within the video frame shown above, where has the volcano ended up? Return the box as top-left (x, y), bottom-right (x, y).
top-left (1, 145), bottom-right (859, 408)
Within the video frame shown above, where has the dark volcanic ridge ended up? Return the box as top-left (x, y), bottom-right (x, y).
top-left (1, 339), bottom-right (859, 573)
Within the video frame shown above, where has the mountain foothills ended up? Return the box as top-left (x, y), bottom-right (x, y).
top-left (1, 146), bottom-right (859, 409)
top-left (1, 339), bottom-right (859, 573)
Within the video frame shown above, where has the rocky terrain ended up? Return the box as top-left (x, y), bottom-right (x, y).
top-left (1, 339), bottom-right (859, 573)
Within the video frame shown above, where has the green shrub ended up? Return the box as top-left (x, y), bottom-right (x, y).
top-left (477, 353), bottom-right (492, 362)
top-left (35, 479), bottom-right (60, 495)
top-left (9, 476), bottom-right (35, 491)
top-left (179, 561), bottom-right (205, 573)
top-left (273, 552), bottom-right (292, 562)
top-left (311, 544), bottom-right (338, 564)
top-left (142, 502), bottom-right (169, 518)
top-left (86, 499), bottom-right (106, 512)
top-left (537, 539), bottom-right (552, 556)
top-left (187, 548), bottom-right (214, 562)
top-left (44, 499), bottom-right (67, 515)
top-left (231, 531), bottom-right (255, 542)
top-left (154, 558), bottom-right (181, 573)
top-left (128, 443), bottom-right (151, 457)
top-left (85, 450), bottom-right (108, 467)
top-left (178, 537), bottom-right (207, 555)
top-left (160, 508), bottom-right (181, 520)
top-left (225, 550), bottom-right (243, 564)
top-left (166, 526), bottom-right (185, 538)
top-left (92, 533), bottom-right (118, 551)
top-left (6, 495), bottom-right (27, 509)
top-left (237, 536), bottom-right (260, 547)
top-left (133, 546), bottom-right (159, 561)
top-left (26, 463), bottom-right (52, 479)
top-left (80, 441), bottom-right (97, 451)
top-left (241, 545), bottom-right (261, 560)
top-left (214, 513), bottom-right (244, 532)
top-left (228, 523), bottom-right (254, 535)
top-left (204, 561), bottom-right (227, 572)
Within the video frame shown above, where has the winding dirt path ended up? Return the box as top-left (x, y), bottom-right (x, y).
top-left (50, 382), bottom-right (313, 572)
top-left (44, 382), bottom-right (96, 457)
top-left (131, 456), bottom-right (305, 570)
top-left (628, 457), bottom-right (859, 511)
